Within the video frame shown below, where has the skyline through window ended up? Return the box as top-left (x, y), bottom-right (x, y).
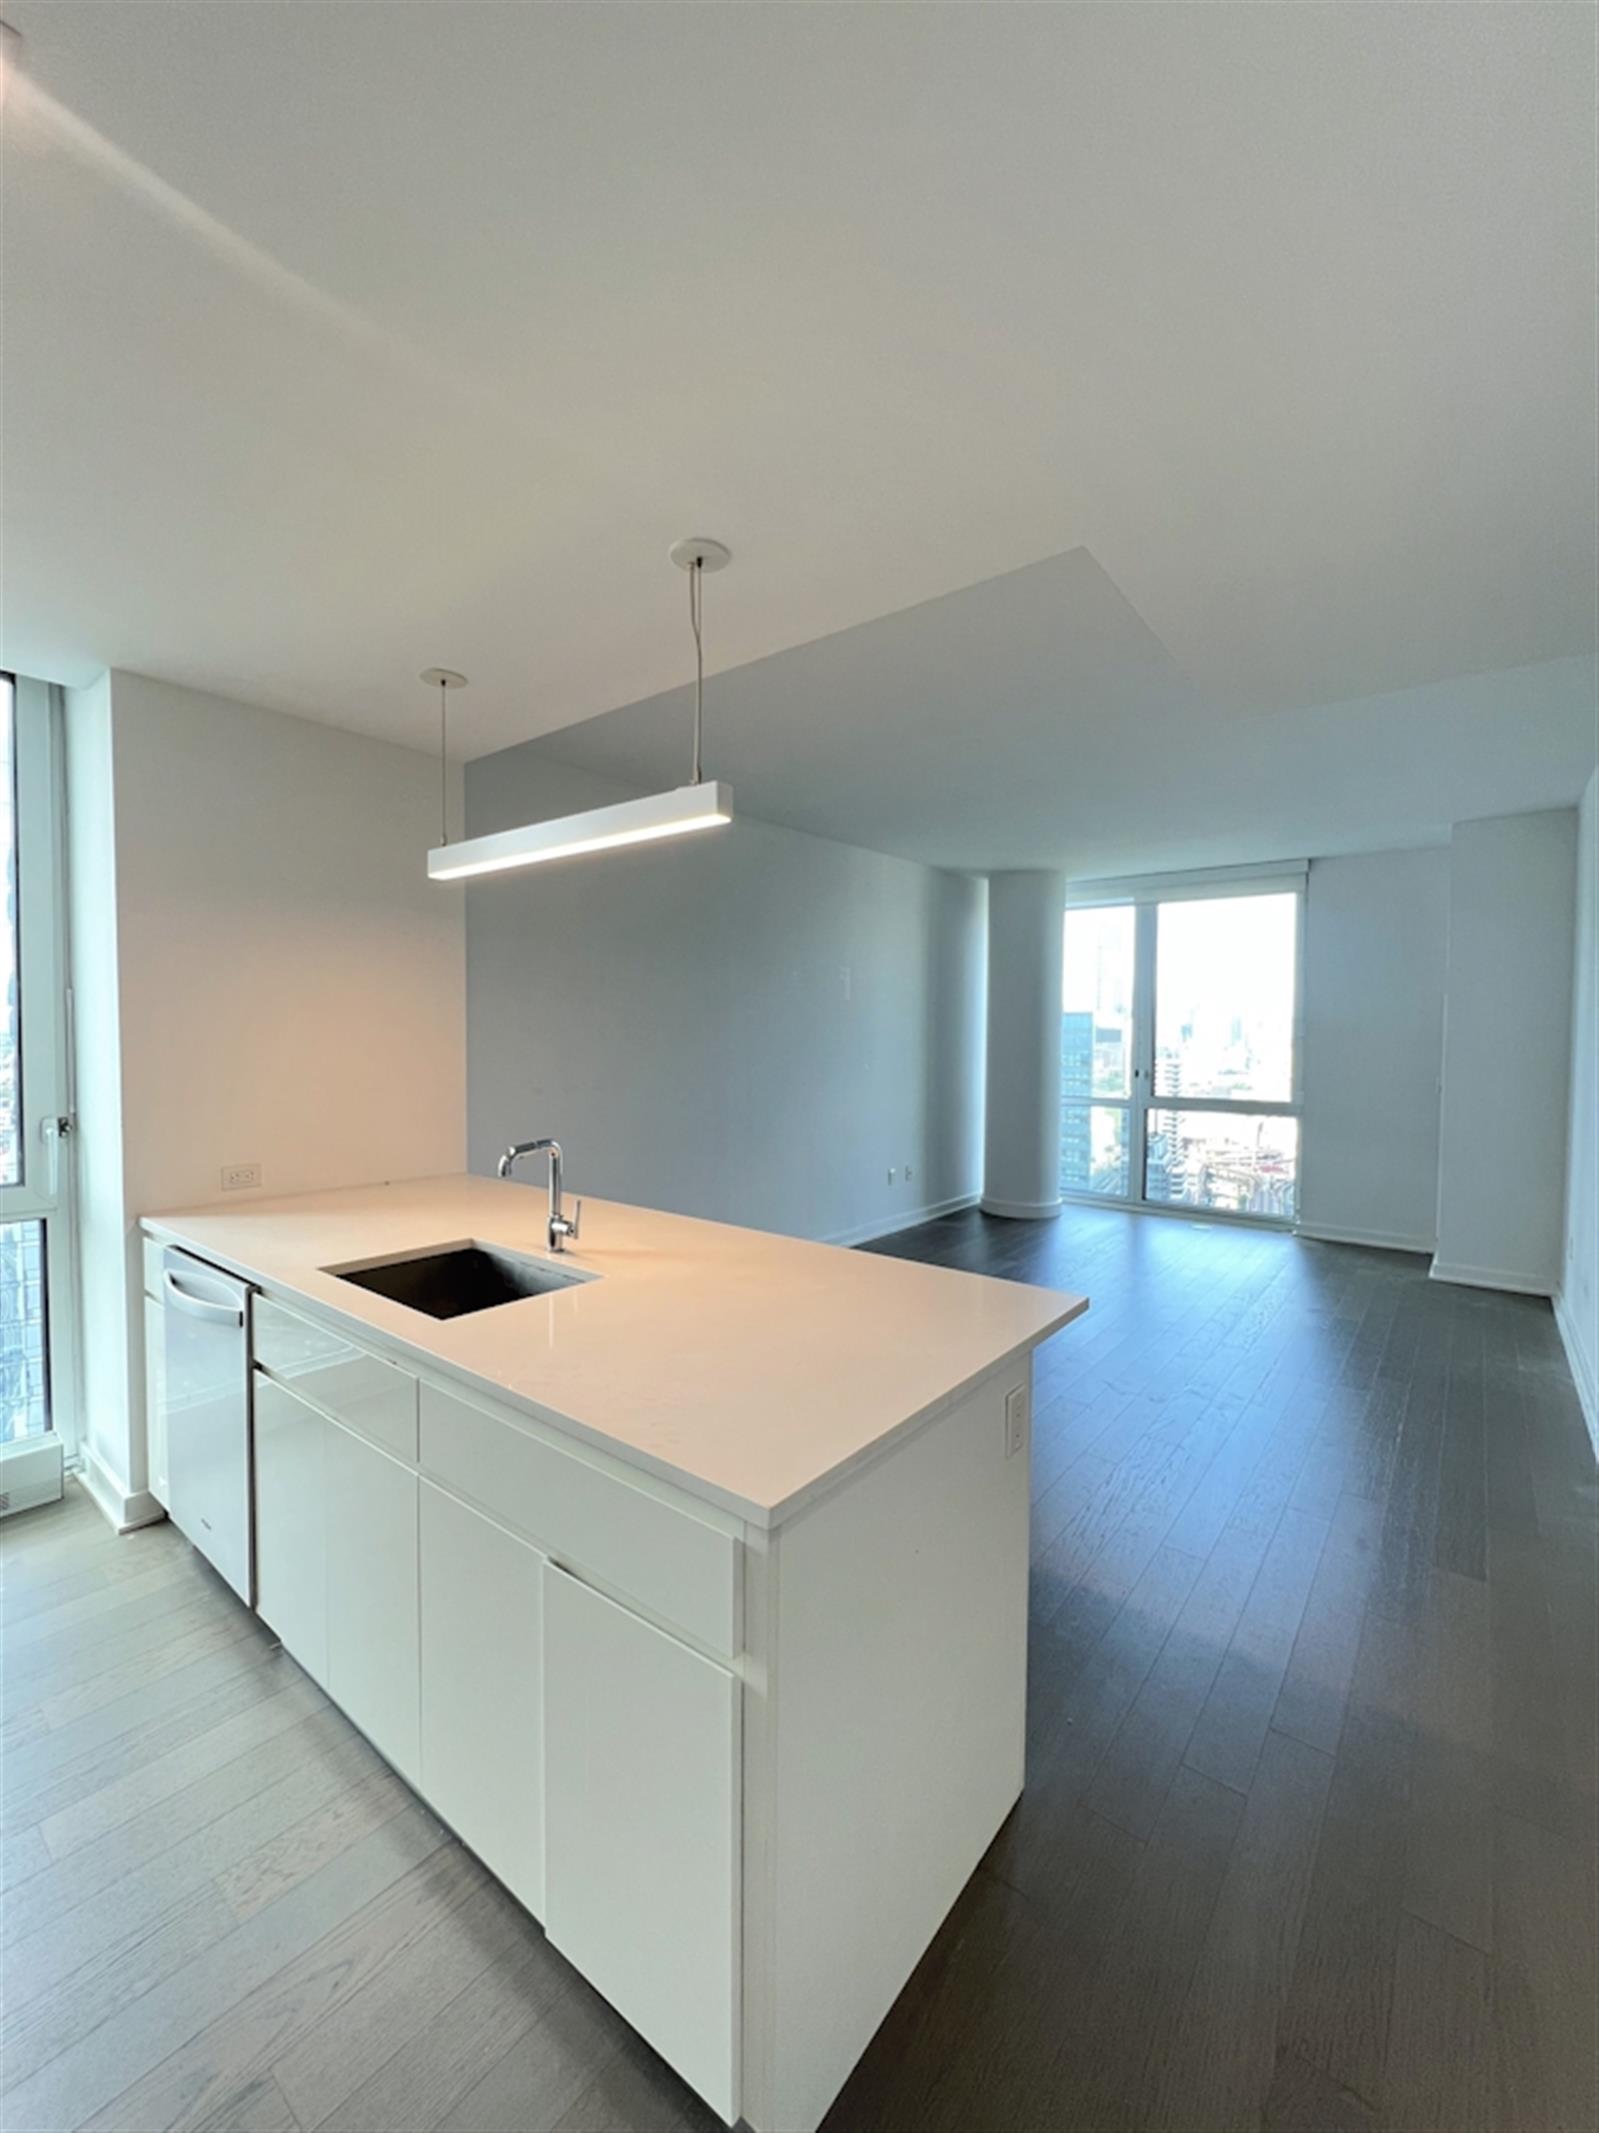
top-left (1061, 886), bottom-right (1301, 1220)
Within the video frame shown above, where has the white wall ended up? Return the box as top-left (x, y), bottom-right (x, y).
top-left (1299, 847), bottom-right (1450, 1253)
top-left (67, 672), bottom-right (465, 1521)
top-left (1435, 808), bottom-right (1579, 1296)
top-left (1557, 771), bottom-right (1598, 1449)
top-left (464, 753), bottom-right (984, 1244)
top-left (108, 673), bottom-right (464, 1214)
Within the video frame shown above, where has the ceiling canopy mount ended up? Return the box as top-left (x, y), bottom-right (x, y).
top-left (668, 538), bottom-right (732, 574)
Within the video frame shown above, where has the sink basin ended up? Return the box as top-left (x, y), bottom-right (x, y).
top-left (324, 1240), bottom-right (597, 1320)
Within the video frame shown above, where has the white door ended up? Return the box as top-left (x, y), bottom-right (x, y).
top-left (420, 1481), bottom-right (545, 1915)
top-left (542, 1561), bottom-right (739, 2124)
top-left (254, 1374), bottom-right (329, 1684)
top-left (326, 1422), bottom-right (419, 1779)
top-left (161, 1252), bottom-right (252, 1603)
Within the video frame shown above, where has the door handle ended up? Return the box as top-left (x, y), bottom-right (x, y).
top-left (39, 1114), bottom-right (73, 1198)
top-left (163, 1270), bottom-right (245, 1326)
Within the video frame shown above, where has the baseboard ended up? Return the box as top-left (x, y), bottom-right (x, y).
top-left (1554, 1289), bottom-right (1599, 1463)
top-left (829, 1194), bottom-right (979, 1248)
top-left (1428, 1258), bottom-right (1555, 1299)
top-left (78, 1444), bottom-right (167, 1535)
top-left (979, 1196), bottom-right (1062, 1222)
top-left (1296, 1221), bottom-right (1436, 1256)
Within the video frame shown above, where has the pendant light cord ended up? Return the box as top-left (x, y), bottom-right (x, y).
top-left (439, 676), bottom-right (449, 846)
top-left (689, 557), bottom-right (704, 786)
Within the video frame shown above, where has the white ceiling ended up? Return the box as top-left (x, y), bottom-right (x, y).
top-left (525, 551), bottom-right (1598, 876)
top-left (4, 2), bottom-right (1595, 858)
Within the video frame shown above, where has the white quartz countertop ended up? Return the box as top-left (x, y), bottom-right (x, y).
top-left (143, 1174), bottom-right (1088, 1526)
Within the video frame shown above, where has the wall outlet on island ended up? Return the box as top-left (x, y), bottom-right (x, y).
top-left (221, 1162), bottom-right (262, 1192)
top-left (1004, 1384), bottom-right (1028, 1459)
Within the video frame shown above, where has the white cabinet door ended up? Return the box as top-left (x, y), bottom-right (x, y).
top-left (542, 1563), bottom-right (739, 2125)
top-left (420, 1482), bottom-right (545, 1916)
top-left (253, 1373), bottom-right (329, 1684)
top-left (142, 1294), bottom-right (170, 1510)
top-left (326, 1422), bottom-right (420, 1782)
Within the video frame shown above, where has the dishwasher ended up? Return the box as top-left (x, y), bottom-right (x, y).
top-left (160, 1247), bottom-right (256, 1604)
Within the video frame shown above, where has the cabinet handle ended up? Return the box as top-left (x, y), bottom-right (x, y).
top-left (163, 1270), bottom-right (245, 1326)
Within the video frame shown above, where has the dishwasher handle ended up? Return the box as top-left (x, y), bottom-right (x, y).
top-left (163, 1268), bottom-right (246, 1326)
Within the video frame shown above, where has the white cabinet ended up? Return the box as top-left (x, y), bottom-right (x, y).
top-left (542, 1562), bottom-right (740, 2124)
top-left (420, 1481), bottom-right (545, 1916)
top-left (253, 1373), bottom-right (329, 1684)
top-left (142, 1294), bottom-right (169, 1510)
top-left (420, 1380), bottom-right (740, 1658)
top-left (245, 1288), bottom-right (745, 2123)
top-left (325, 1422), bottom-right (420, 1781)
top-left (252, 1370), bottom-right (419, 1782)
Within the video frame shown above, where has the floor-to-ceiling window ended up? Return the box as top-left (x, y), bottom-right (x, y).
top-left (1, 675), bottom-right (76, 1449)
top-left (1061, 866), bottom-right (1304, 1222)
top-left (1059, 901), bottom-right (1136, 1200)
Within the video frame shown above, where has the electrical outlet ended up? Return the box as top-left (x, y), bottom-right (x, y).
top-left (1004, 1383), bottom-right (1029, 1459)
top-left (904, 1164), bottom-right (914, 1183)
top-left (221, 1162), bottom-right (262, 1192)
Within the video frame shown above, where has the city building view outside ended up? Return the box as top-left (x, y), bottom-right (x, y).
top-left (1059, 901), bottom-right (1135, 1199)
top-left (1061, 892), bottom-right (1300, 1219)
top-left (1, 675), bottom-right (50, 1442)
top-left (0, 1223), bottom-right (46, 1445)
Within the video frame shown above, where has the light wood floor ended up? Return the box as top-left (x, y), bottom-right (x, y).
top-left (3, 1206), bottom-right (1594, 2132)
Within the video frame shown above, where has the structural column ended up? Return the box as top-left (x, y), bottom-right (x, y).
top-left (982, 870), bottom-right (1065, 1219)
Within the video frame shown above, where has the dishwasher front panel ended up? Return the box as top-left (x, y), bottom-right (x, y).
top-left (161, 1248), bottom-right (254, 1604)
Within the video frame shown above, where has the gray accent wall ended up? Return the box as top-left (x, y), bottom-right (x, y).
top-left (464, 750), bottom-right (985, 1243)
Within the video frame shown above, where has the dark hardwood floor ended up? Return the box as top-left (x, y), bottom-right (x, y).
top-left (841, 1204), bottom-right (1598, 2133)
top-left (2, 1202), bottom-right (1593, 2131)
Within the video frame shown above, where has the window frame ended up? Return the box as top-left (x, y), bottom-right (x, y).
top-left (1061, 864), bottom-right (1307, 1228)
top-left (2, 674), bottom-right (79, 1450)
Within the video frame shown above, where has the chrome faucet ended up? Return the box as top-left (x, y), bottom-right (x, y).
top-left (497, 1137), bottom-right (582, 1253)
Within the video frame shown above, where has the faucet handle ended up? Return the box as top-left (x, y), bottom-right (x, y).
top-left (568, 1199), bottom-right (582, 1243)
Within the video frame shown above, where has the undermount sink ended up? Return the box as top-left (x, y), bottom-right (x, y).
top-left (324, 1240), bottom-right (597, 1320)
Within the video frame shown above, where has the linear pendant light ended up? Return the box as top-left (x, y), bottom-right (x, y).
top-left (426, 539), bottom-right (736, 881)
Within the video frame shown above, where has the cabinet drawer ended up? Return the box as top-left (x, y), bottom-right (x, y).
top-left (253, 1296), bottom-right (417, 1463)
top-left (420, 1381), bottom-right (740, 1659)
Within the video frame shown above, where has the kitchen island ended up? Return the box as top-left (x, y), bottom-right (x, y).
top-left (143, 1174), bottom-right (1087, 2132)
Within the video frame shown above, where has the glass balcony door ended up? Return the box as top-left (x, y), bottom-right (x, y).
top-left (1062, 880), bottom-right (1303, 1224)
top-left (1059, 902), bottom-right (1140, 1202)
